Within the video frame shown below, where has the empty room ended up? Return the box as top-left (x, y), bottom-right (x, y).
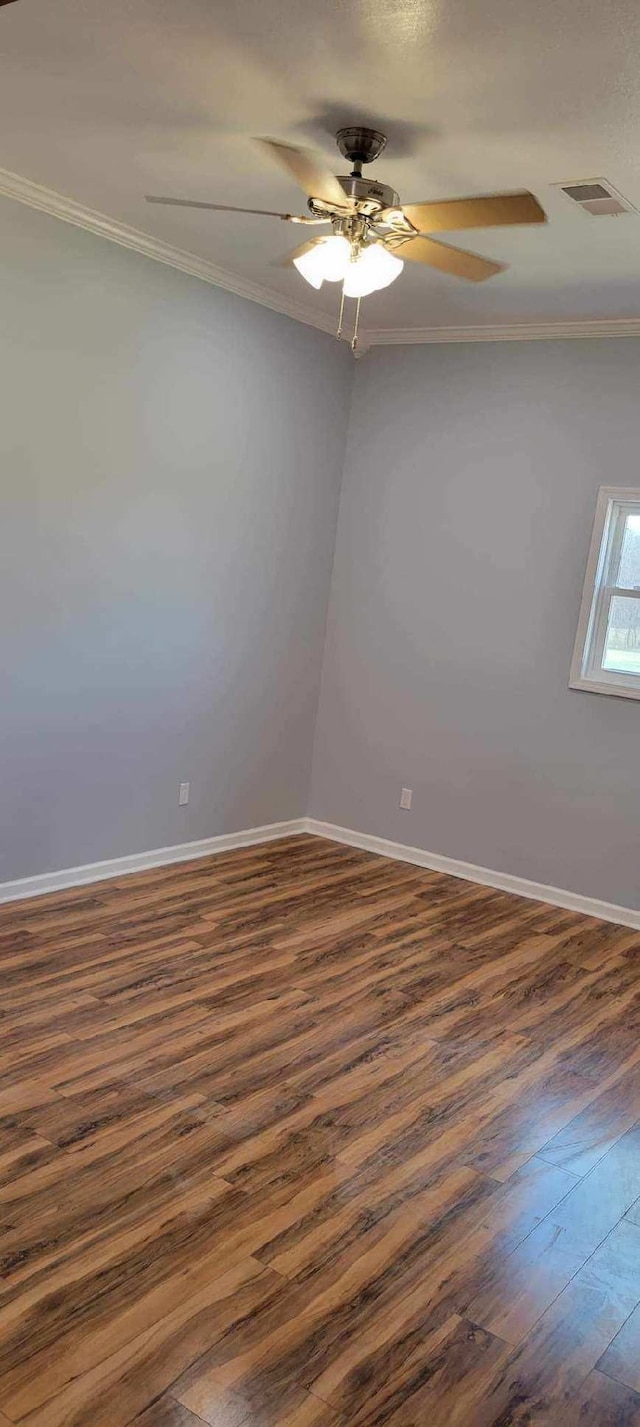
top-left (3, 0), bottom-right (640, 1423)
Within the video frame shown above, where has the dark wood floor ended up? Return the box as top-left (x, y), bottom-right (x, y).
top-left (2, 836), bottom-right (640, 1424)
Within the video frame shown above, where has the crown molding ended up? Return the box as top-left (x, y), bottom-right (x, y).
top-left (0, 164), bottom-right (339, 337)
top-left (365, 318), bottom-right (640, 345)
top-left (2, 165), bottom-right (640, 348)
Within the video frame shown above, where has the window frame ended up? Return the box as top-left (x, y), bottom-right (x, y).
top-left (570, 485), bottom-right (640, 700)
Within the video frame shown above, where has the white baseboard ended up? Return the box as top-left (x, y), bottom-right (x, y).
top-left (3, 813), bottom-right (639, 931)
top-left (304, 818), bottom-right (640, 931)
top-left (0, 819), bottom-right (307, 905)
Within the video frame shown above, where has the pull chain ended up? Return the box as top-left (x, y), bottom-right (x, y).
top-left (351, 296), bottom-right (362, 354)
top-left (336, 286), bottom-right (345, 340)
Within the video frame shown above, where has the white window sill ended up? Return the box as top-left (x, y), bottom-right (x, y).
top-left (569, 675), bottom-right (640, 701)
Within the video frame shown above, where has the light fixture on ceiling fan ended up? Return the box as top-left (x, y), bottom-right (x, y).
top-left (147, 126), bottom-right (547, 351)
top-left (292, 232), bottom-right (404, 296)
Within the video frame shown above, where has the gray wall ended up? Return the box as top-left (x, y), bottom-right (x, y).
top-left (1, 197), bottom-right (352, 882)
top-left (310, 339), bottom-right (640, 910)
top-left (6, 199), bottom-right (640, 910)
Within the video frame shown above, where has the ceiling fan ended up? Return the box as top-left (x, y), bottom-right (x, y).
top-left (147, 126), bottom-right (547, 349)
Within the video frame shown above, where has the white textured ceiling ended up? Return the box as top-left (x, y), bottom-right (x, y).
top-left (2, 0), bottom-right (640, 333)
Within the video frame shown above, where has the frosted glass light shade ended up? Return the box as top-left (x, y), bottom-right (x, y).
top-left (342, 243), bottom-right (404, 297)
top-left (293, 235), bottom-right (351, 289)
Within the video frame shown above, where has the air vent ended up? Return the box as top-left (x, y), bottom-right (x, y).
top-left (556, 178), bottom-right (636, 216)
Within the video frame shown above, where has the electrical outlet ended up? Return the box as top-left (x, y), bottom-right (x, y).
top-left (400, 787), bottom-right (412, 810)
top-left (179, 782), bottom-right (190, 806)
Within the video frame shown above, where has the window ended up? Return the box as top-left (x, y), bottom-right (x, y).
top-left (570, 486), bottom-right (640, 700)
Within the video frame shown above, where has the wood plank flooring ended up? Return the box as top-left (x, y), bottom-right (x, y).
top-left (1, 835), bottom-right (640, 1424)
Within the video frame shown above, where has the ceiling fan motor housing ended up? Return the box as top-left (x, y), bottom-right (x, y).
top-left (338, 174), bottom-right (399, 213)
top-left (308, 174), bottom-right (400, 220)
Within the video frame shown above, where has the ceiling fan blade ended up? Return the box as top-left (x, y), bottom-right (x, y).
top-left (400, 191), bottom-right (546, 233)
top-left (390, 234), bottom-right (506, 281)
top-left (0, 2), bottom-right (18, 7)
top-left (146, 195), bottom-right (294, 219)
top-left (258, 139), bottom-right (351, 210)
top-left (274, 236), bottom-right (327, 268)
